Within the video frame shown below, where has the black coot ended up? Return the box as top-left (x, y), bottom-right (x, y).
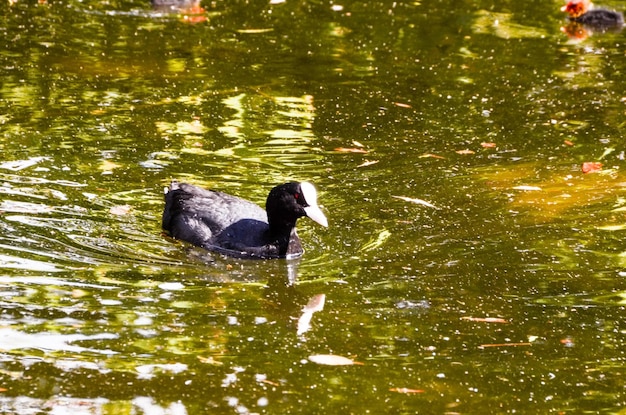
top-left (162, 181), bottom-right (328, 259)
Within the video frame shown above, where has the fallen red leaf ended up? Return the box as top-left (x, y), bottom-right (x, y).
top-left (389, 387), bottom-right (424, 394)
top-left (564, 140), bottom-right (574, 146)
top-left (582, 162), bottom-right (602, 174)
top-left (461, 317), bottom-right (508, 324)
top-left (480, 142), bottom-right (496, 148)
top-left (393, 102), bottom-right (412, 108)
top-left (182, 6), bottom-right (207, 23)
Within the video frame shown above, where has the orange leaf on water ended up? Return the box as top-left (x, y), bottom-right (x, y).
top-left (182, 6), bottom-right (207, 23)
top-left (393, 102), bottom-right (412, 108)
top-left (389, 387), bottom-right (425, 394)
top-left (456, 149), bottom-right (475, 155)
top-left (582, 162), bottom-right (602, 174)
top-left (480, 142), bottom-right (496, 148)
top-left (461, 316), bottom-right (509, 324)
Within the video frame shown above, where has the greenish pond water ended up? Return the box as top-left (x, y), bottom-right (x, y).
top-left (1, 0), bottom-right (626, 413)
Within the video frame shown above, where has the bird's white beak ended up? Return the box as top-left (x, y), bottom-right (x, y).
top-left (300, 182), bottom-right (329, 227)
top-left (304, 204), bottom-right (328, 227)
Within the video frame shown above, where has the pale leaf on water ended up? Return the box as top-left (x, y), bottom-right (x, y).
top-left (597, 224), bottom-right (626, 231)
top-left (357, 160), bottom-right (379, 168)
top-left (359, 229), bottom-right (391, 252)
top-left (197, 356), bottom-right (223, 366)
top-left (158, 282), bottom-right (185, 291)
top-left (392, 195), bottom-right (439, 209)
top-left (308, 354), bottom-right (362, 366)
top-left (599, 147), bottom-right (615, 160)
top-left (237, 28), bottom-right (274, 34)
top-left (512, 185), bottom-right (542, 191)
top-left (419, 153), bottom-right (445, 159)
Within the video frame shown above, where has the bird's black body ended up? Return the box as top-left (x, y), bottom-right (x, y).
top-left (162, 181), bottom-right (327, 259)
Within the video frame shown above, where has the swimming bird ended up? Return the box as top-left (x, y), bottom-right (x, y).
top-left (561, 0), bottom-right (624, 28)
top-left (162, 181), bottom-right (328, 259)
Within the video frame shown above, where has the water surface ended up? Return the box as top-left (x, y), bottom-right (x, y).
top-left (1, 0), bottom-right (626, 413)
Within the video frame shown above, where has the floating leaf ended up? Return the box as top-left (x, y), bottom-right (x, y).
top-left (462, 316), bottom-right (509, 324)
top-left (389, 387), bottom-right (425, 394)
top-left (481, 142), bottom-right (496, 148)
top-left (158, 282), bottom-right (185, 291)
top-left (392, 195), bottom-right (439, 209)
top-left (181, 6), bottom-right (207, 24)
top-left (393, 102), bottom-right (412, 108)
top-left (334, 147), bottom-right (368, 154)
top-left (598, 224), bottom-right (626, 231)
top-left (357, 160), bottom-right (379, 168)
top-left (456, 149), bottom-right (475, 155)
top-left (308, 354), bottom-right (362, 366)
top-left (237, 28), bottom-right (274, 34)
top-left (599, 147), bottom-right (615, 160)
top-left (360, 229), bottom-right (391, 252)
top-left (582, 162), bottom-right (602, 174)
top-left (512, 185), bottom-right (542, 191)
top-left (419, 153), bottom-right (445, 159)
top-left (198, 356), bottom-right (223, 365)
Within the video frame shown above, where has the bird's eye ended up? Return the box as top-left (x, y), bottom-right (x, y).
top-left (294, 193), bottom-right (299, 199)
